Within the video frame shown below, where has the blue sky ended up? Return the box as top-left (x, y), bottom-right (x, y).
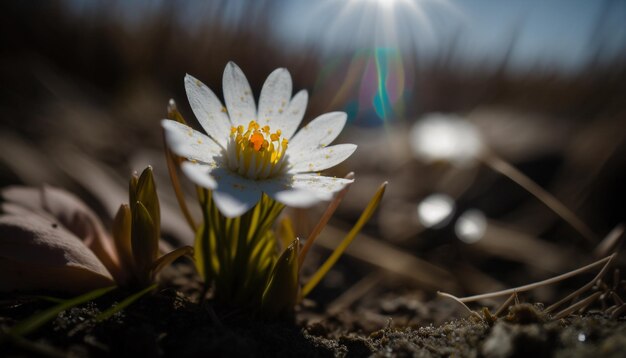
top-left (68, 0), bottom-right (626, 72)
top-left (272, 0), bottom-right (626, 72)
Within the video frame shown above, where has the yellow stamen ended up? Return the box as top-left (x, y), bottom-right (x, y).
top-left (227, 121), bottom-right (289, 179)
top-left (250, 132), bottom-right (264, 151)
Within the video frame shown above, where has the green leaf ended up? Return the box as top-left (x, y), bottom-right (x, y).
top-left (96, 284), bottom-right (157, 321)
top-left (131, 201), bottom-right (158, 281)
top-left (129, 172), bottom-right (139, 212)
top-left (194, 222), bottom-right (209, 282)
top-left (195, 189), bottom-right (219, 283)
top-left (302, 181), bottom-right (387, 297)
top-left (8, 286), bottom-right (116, 337)
top-left (299, 172), bottom-right (354, 268)
top-left (167, 98), bottom-right (187, 124)
top-left (112, 204), bottom-right (134, 275)
top-left (136, 166), bottom-right (161, 234)
top-left (150, 246), bottom-right (194, 279)
top-left (277, 217), bottom-right (296, 252)
top-left (260, 238), bottom-right (300, 318)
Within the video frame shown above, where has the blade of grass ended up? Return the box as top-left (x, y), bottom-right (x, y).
top-left (163, 99), bottom-right (196, 232)
top-left (442, 254), bottom-right (615, 304)
top-left (494, 293), bottom-right (517, 317)
top-left (8, 286), bottom-right (116, 337)
top-left (96, 284), bottom-right (157, 321)
top-left (327, 271), bottom-right (384, 315)
top-left (163, 134), bottom-right (197, 232)
top-left (593, 224), bottom-right (624, 258)
top-left (277, 217), bottom-right (296, 251)
top-left (483, 152), bottom-right (597, 244)
top-left (298, 172), bottom-right (354, 269)
top-left (610, 304), bottom-right (626, 319)
top-left (112, 204), bottom-right (134, 275)
top-left (167, 99), bottom-right (187, 125)
top-left (302, 182), bottom-right (387, 297)
top-left (544, 253), bottom-right (615, 313)
top-left (437, 291), bottom-right (483, 320)
top-left (150, 246), bottom-right (194, 278)
top-left (29, 295), bottom-right (66, 304)
top-left (316, 225), bottom-right (457, 291)
top-left (553, 291), bottom-right (603, 320)
top-left (260, 239), bottom-right (300, 318)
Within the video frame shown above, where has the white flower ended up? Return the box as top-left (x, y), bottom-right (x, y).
top-left (455, 209), bottom-right (487, 244)
top-left (416, 193), bottom-right (455, 229)
top-left (162, 62), bottom-right (356, 218)
top-left (409, 113), bottom-right (484, 167)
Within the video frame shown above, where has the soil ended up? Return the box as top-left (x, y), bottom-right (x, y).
top-left (1, 262), bottom-right (625, 357)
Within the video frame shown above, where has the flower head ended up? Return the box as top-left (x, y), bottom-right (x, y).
top-left (162, 62), bottom-right (356, 217)
top-left (409, 113), bottom-right (484, 167)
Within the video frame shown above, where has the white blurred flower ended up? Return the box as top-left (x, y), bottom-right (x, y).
top-left (416, 193), bottom-right (455, 229)
top-left (162, 62), bottom-right (356, 217)
top-left (455, 209), bottom-right (487, 244)
top-left (409, 113), bottom-right (484, 166)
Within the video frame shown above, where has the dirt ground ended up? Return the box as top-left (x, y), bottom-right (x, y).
top-left (2, 262), bottom-right (625, 357)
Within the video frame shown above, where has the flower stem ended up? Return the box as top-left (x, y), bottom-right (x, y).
top-left (162, 131), bottom-right (197, 232)
top-left (298, 172), bottom-right (354, 270)
top-left (302, 181), bottom-right (387, 297)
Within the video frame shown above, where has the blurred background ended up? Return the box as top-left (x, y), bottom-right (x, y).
top-left (1, 0), bottom-right (625, 323)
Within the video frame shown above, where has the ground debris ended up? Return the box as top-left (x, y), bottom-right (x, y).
top-left (3, 268), bottom-right (626, 357)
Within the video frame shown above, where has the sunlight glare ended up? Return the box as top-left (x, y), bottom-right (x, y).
top-left (416, 193), bottom-right (455, 228)
top-left (455, 209), bottom-right (487, 244)
top-left (409, 113), bottom-right (484, 166)
top-left (372, 0), bottom-right (399, 10)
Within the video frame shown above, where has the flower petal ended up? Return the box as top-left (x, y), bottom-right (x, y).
top-left (288, 144), bottom-right (357, 173)
top-left (258, 179), bottom-right (321, 208)
top-left (287, 112), bottom-right (347, 154)
top-left (184, 74), bottom-right (232, 147)
top-left (1, 185), bottom-right (121, 281)
top-left (182, 163), bottom-right (261, 217)
top-left (258, 68), bottom-right (292, 129)
top-left (210, 168), bottom-right (262, 218)
top-left (180, 162), bottom-right (218, 190)
top-left (223, 61), bottom-right (257, 128)
top-left (258, 173), bottom-right (353, 207)
top-left (289, 174), bottom-right (354, 199)
top-left (162, 120), bottom-right (222, 165)
top-left (281, 90), bottom-right (308, 139)
top-left (0, 213), bottom-right (115, 293)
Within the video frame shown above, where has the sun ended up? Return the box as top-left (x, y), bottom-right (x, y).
top-left (372, 0), bottom-right (399, 10)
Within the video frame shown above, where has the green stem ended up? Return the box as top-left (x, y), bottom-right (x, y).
top-left (96, 284), bottom-right (157, 321)
top-left (8, 286), bottom-right (116, 338)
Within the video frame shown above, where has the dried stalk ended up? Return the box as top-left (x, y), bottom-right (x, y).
top-left (298, 172), bottom-right (354, 269)
top-left (447, 254), bottom-right (614, 304)
top-left (437, 292), bottom-right (483, 320)
top-left (553, 291), bottom-right (602, 320)
top-left (482, 151), bottom-right (596, 244)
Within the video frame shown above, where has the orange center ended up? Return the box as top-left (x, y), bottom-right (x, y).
top-left (226, 120), bottom-right (289, 180)
top-left (250, 132), bottom-right (264, 151)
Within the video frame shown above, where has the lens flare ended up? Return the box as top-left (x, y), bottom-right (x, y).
top-left (416, 193), bottom-right (455, 228)
top-left (455, 209), bottom-right (487, 244)
top-left (317, 48), bottom-right (410, 127)
top-left (307, 0), bottom-right (458, 127)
